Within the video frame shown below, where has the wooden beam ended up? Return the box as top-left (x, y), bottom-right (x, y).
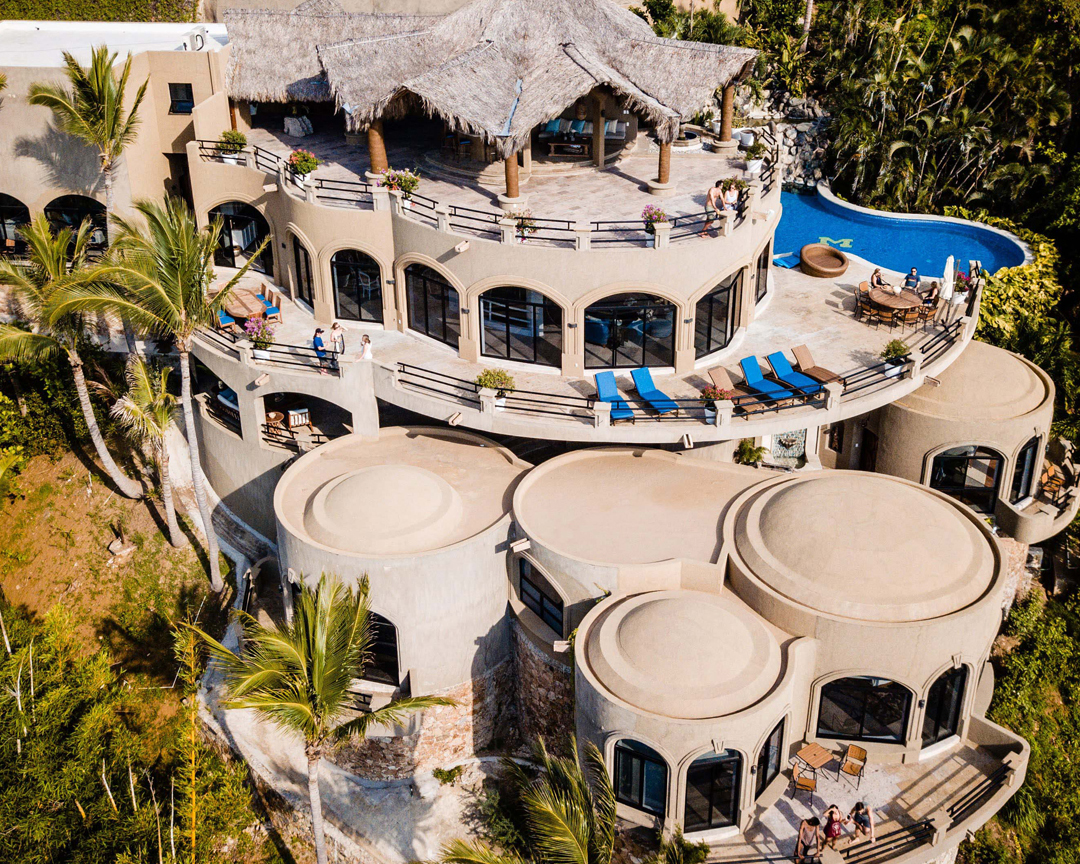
top-left (504, 155), bottom-right (520, 198)
top-left (657, 141), bottom-right (672, 185)
top-left (367, 119), bottom-right (389, 174)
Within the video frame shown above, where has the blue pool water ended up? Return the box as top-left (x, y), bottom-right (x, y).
top-left (774, 191), bottom-right (1026, 276)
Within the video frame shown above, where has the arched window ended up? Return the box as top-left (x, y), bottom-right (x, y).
top-left (817, 676), bottom-right (912, 744)
top-left (517, 558), bottom-right (564, 636)
top-left (405, 264), bottom-right (459, 347)
top-left (584, 293), bottom-right (675, 368)
top-left (364, 612), bottom-right (400, 686)
top-left (755, 718), bottom-right (784, 798)
top-left (1011, 436), bottom-right (1040, 504)
top-left (0, 194), bottom-right (31, 257)
top-left (44, 195), bottom-right (107, 250)
top-left (332, 249), bottom-right (383, 323)
top-left (291, 236), bottom-right (314, 307)
top-left (755, 242), bottom-right (771, 303)
top-left (695, 272), bottom-right (740, 358)
top-left (480, 286), bottom-right (562, 367)
top-left (922, 666), bottom-right (967, 747)
top-left (685, 749), bottom-right (741, 831)
top-left (929, 445), bottom-right (1005, 514)
top-left (208, 202), bottom-right (273, 275)
top-left (614, 739), bottom-right (667, 817)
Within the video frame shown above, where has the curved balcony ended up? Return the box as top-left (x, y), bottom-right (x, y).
top-left (995, 438), bottom-right (1080, 544)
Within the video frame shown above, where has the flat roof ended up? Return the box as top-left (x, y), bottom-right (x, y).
top-left (0, 21), bottom-right (228, 67)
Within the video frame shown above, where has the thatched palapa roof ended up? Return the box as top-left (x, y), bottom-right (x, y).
top-left (225, 0), bottom-right (757, 156)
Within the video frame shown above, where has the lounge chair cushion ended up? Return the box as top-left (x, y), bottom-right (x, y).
top-left (630, 367), bottom-right (678, 414)
top-left (218, 310), bottom-right (235, 324)
top-left (543, 119), bottom-right (561, 134)
top-left (594, 371), bottom-right (634, 420)
top-left (740, 356), bottom-right (794, 401)
top-left (767, 351), bottom-right (823, 395)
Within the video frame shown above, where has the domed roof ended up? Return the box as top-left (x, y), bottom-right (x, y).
top-left (304, 464), bottom-right (463, 554)
top-left (731, 472), bottom-right (996, 622)
top-left (896, 340), bottom-right (1049, 421)
top-left (585, 590), bottom-right (781, 719)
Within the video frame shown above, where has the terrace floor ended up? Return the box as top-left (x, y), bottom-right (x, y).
top-left (245, 119), bottom-right (749, 224)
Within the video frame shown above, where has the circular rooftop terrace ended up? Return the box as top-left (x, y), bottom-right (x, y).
top-left (729, 471), bottom-right (998, 623)
top-left (275, 426), bottom-right (527, 557)
top-left (584, 589), bottom-right (782, 719)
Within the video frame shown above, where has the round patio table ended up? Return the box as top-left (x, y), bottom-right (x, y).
top-left (868, 287), bottom-right (923, 310)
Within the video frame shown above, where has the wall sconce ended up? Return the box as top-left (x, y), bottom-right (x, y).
top-left (254, 373), bottom-right (270, 386)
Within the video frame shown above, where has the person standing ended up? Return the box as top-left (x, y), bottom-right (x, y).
top-left (329, 321), bottom-right (346, 356)
top-left (824, 804), bottom-right (848, 850)
top-left (313, 327), bottom-right (328, 375)
top-left (359, 333), bottom-right (373, 360)
top-left (850, 802), bottom-right (875, 845)
top-left (699, 181), bottom-right (724, 237)
top-left (796, 816), bottom-right (825, 863)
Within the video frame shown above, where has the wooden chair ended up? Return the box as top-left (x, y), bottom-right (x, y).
top-left (792, 344), bottom-right (842, 385)
top-left (708, 366), bottom-right (760, 414)
top-left (790, 763), bottom-right (817, 806)
top-left (839, 744), bottom-right (867, 790)
top-left (901, 306), bottom-right (922, 332)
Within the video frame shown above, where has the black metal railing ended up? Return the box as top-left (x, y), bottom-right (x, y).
top-left (526, 215), bottom-right (576, 247)
top-left (589, 219), bottom-right (651, 246)
top-left (840, 355), bottom-right (913, 398)
top-left (396, 363), bottom-right (482, 408)
top-left (198, 326), bottom-right (244, 358)
top-left (202, 394), bottom-right (242, 434)
top-left (841, 821), bottom-right (935, 863)
top-left (310, 177), bottom-right (374, 209)
top-left (448, 203), bottom-right (501, 239)
top-left (261, 422), bottom-right (334, 452)
top-left (920, 317), bottom-right (964, 363)
top-left (404, 193), bottom-right (438, 226)
top-left (253, 342), bottom-right (341, 376)
top-left (947, 764), bottom-right (1011, 829)
top-left (252, 145), bottom-right (280, 175)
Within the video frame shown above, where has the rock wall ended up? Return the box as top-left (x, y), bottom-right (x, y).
top-left (736, 88), bottom-right (830, 188)
top-left (331, 659), bottom-right (514, 780)
top-left (999, 536), bottom-right (1034, 611)
top-left (512, 621), bottom-right (574, 750)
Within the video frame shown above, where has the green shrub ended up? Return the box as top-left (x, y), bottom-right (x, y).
top-left (0, 0), bottom-right (197, 21)
top-left (433, 765), bottom-right (464, 786)
top-left (734, 438), bottom-right (768, 466)
top-left (475, 368), bottom-right (516, 396)
top-left (475, 782), bottom-right (526, 853)
top-left (217, 130), bottom-right (247, 154)
top-left (880, 339), bottom-right (909, 361)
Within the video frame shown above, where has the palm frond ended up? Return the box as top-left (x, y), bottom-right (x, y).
top-left (0, 324), bottom-right (61, 364)
top-left (439, 838), bottom-right (525, 864)
top-left (333, 694), bottom-right (457, 740)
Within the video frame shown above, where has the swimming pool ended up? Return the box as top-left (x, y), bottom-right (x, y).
top-left (773, 189), bottom-right (1027, 276)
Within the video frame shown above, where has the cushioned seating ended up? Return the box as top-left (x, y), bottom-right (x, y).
top-left (584, 317), bottom-right (609, 346)
top-left (217, 310), bottom-right (239, 332)
top-left (569, 119), bottom-right (587, 135)
top-left (766, 351), bottom-right (823, 396)
top-left (593, 371), bottom-right (634, 423)
top-left (630, 367), bottom-right (679, 416)
top-left (740, 356), bottom-right (795, 402)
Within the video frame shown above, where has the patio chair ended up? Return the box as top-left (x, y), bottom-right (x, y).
top-left (766, 351), bottom-right (824, 396)
top-left (259, 291), bottom-right (283, 323)
top-left (740, 356), bottom-right (796, 402)
top-left (790, 764), bottom-right (817, 806)
top-left (217, 310), bottom-right (240, 334)
top-left (630, 367), bottom-right (679, 416)
top-left (791, 345), bottom-right (842, 385)
top-left (917, 300), bottom-right (938, 330)
top-left (900, 306), bottom-right (922, 332)
top-left (854, 291), bottom-right (874, 321)
top-left (839, 744), bottom-right (867, 789)
top-left (593, 371), bottom-right (635, 424)
top-left (708, 366), bottom-right (761, 414)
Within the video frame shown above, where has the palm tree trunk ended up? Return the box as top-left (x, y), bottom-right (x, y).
top-left (178, 347), bottom-right (223, 592)
top-left (69, 352), bottom-right (142, 499)
top-left (158, 442), bottom-right (186, 548)
top-left (102, 160), bottom-right (140, 357)
top-left (306, 749), bottom-right (329, 864)
top-left (801, 0), bottom-right (814, 51)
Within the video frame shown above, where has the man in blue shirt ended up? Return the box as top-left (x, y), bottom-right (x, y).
top-left (313, 327), bottom-right (328, 374)
top-left (903, 268), bottom-right (920, 291)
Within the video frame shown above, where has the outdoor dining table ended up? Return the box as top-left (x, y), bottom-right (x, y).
top-left (220, 288), bottom-right (265, 320)
top-left (868, 286), bottom-right (923, 310)
top-left (794, 742), bottom-right (834, 778)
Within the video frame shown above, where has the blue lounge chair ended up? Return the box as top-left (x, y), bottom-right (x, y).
top-left (766, 351), bottom-right (823, 396)
top-left (739, 356), bottom-right (795, 402)
top-left (630, 367), bottom-right (679, 416)
top-left (593, 371), bottom-right (634, 423)
top-left (217, 310), bottom-right (239, 333)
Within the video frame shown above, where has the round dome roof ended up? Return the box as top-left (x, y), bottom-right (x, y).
top-left (731, 472), bottom-right (995, 622)
top-left (304, 464), bottom-right (463, 554)
top-left (585, 590), bottom-right (781, 719)
top-left (897, 340), bottom-right (1048, 421)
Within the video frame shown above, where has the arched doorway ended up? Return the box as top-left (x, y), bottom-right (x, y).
top-left (685, 749), bottom-right (742, 831)
top-left (0, 194), bottom-right (30, 257)
top-left (364, 612), bottom-right (400, 686)
top-left (817, 676), bottom-right (913, 744)
top-left (922, 666), bottom-right (967, 747)
top-left (208, 202), bottom-right (273, 275)
top-left (332, 249), bottom-right (383, 322)
top-left (613, 739), bottom-right (667, 818)
top-left (480, 286), bottom-right (562, 367)
top-left (929, 445), bottom-right (1005, 513)
top-left (695, 272), bottom-right (741, 358)
top-left (44, 195), bottom-right (107, 250)
top-left (405, 263), bottom-right (460, 347)
top-left (1011, 436), bottom-right (1040, 504)
top-left (584, 293), bottom-right (676, 368)
top-left (291, 235), bottom-right (315, 307)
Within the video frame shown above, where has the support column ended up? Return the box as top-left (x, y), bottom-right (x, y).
top-left (715, 84), bottom-right (738, 154)
top-left (648, 140), bottom-right (676, 197)
top-left (497, 153), bottom-right (528, 212)
top-left (592, 95), bottom-right (605, 168)
top-left (365, 119), bottom-right (389, 179)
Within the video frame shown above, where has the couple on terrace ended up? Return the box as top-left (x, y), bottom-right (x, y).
top-left (796, 802), bottom-right (875, 862)
top-left (700, 179), bottom-right (742, 237)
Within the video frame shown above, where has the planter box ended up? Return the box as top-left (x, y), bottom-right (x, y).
top-left (252, 348), bottom-right (272, 360)
top-left (222, 152), bottom-right (241, 165)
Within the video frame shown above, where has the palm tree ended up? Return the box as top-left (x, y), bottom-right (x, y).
top-left (192, 574), bottom-right (455, 864)
top-left (0, 215), bottom-right (142, 498)
top-left (28, 45), bottom-right (148, 354)
top-left (440, 737), bottom-right (616, 864)
top-left (112, 356), bottom-right (186, 547)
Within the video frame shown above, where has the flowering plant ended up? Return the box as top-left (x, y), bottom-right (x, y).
top-left (641, 204), bottom-right (668, 231)
top-left (955, 269), bottom-right (973, 292)
top-left (244, 316), bottom-right (276, 349)
top-left (514, 209), bottom-right (537, 236)
top-left (288, 149), bottom-right (320, 175)
top-left (700, 384), bottom-right (735, 404)
top-left (380, 168), bottom-right (421, 198)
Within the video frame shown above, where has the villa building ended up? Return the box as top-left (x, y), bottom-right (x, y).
top-left (1, 2), bottom-right (1077, 862)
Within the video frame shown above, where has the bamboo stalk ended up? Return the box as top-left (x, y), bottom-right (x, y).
top-left (102, 761), bottom-right (118, 813)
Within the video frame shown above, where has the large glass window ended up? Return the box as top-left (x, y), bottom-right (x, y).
top-left (332, 249), bottom-right (383, 322)
top-left (1011, 437), bottom-right (1040, 504)
top-left (0, 194), bottom-right (30, 257)
top-left (922, 666), bottom-right (967, 747)
top-left (168, 83), bottom-right (195, 114)
top-left (292, 236), bottom-right (314, 307)
top-left (755, 718), bottom-right (784, 798)
top-left (518, 558), bottom-right (564, 636)
top-left (584, 293), bottom-right (675, 369)
top-left (755, 243), bottom-right (771, 302)
top-left (685, 750), bottom-right (742, 832)
top-left (208, 202), bottom-right (273, 275)
top-left (364, 612), bottom-right (400, 686)
top-left (405, 264), bottom-right (460, 347)
top-left (614, 739), bottom-right (667, 818)
top-left (480, 286), bottom-right (562, 367)
top-left (695, 272), bottom-right (740, 358)
top-left (929, 445), bottom-right (1005, 514)
top-left (45, 195), bottom-right (108, 250)
top-left (817, 676), bottom-right (912, 744)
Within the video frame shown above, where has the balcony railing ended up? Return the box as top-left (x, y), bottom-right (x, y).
top-left (261, 422), bottom-right (336, 452)
top-left (202, 326), bottom-right (342, 376)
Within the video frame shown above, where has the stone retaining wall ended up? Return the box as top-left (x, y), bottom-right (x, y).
top-left (512, 620), bottom-right (574, 750)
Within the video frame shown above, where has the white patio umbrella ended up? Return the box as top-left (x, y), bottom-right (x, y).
top-left (941, 255), bottom-right (955, 301)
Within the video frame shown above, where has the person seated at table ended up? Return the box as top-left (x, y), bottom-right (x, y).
top-left (796, 817), bottom-right (825, 863)
top-left (870, 268), bottom-right (889, 290)
top-left (922, 281), bottom-right (940, 306)
top-left (850, 802), bottom-right (875, 845)
top-left (904, 267), bottom-right (921, 290)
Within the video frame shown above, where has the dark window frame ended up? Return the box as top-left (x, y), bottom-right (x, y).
top-left (583, 293), bottom-right (676, 369)
top-left (922, 666), bottom-right (967, 747)
top-left (208, 201), bottom-right (273, 276)
top-left (518, 558), bottom-right (564, 636)
top-left (816, 676), bottom-right (913, 744)
top-left (755, 242), bottom-right (771, 303)
top-left (168, 82), bottom-right (195, 115)
top-left (405, 264), bottom-right (460, 347)
top-left (292, 236), bottom-right (314, 307)
top-left (614, 739), bottom-right (668, 818)
top-left (0, 194), bottom-right (31, 257)
top-left (44, 195), bottom-right (108, 251)
top-left (1010, 436), bottom-right (1040, 504)
top-left (755, 718), bottom-right (785, 798)
top-left (694, 272), bottom-right (740, 359)
top-left (363, 611), bottom-right (400, 686)
top-left (332, 249), bottom-right (383, 323)
top-left (480, 286), bottom-right (563, 367)
top-left (929, 445), bottom-right (1005, 514)
top-left (684, 749), bottom-right (742, 831)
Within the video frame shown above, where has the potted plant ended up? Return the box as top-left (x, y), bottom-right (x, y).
top-left (642, 204), bottom-right (668, 247)
top-left (515, 209), bottom-right (537, 243)
top-left (880, 339), bottom-right (909, 377)
top-left (475, 368), bottom-right (516, 410)
top-left (700, 384), bottom-right (735, 423)
top-left (744, 140), bottom-right (768, 174)
top-left (217, 130), bottom-right (247, 165)
top-left (380, 168), bottom-right (421, 207)
top-left (244, 317), bottom-right (277, 360)
top-left (734, 438), bottom-right (769, 468)
top-left (288, 148), bottom-right (320, 183)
